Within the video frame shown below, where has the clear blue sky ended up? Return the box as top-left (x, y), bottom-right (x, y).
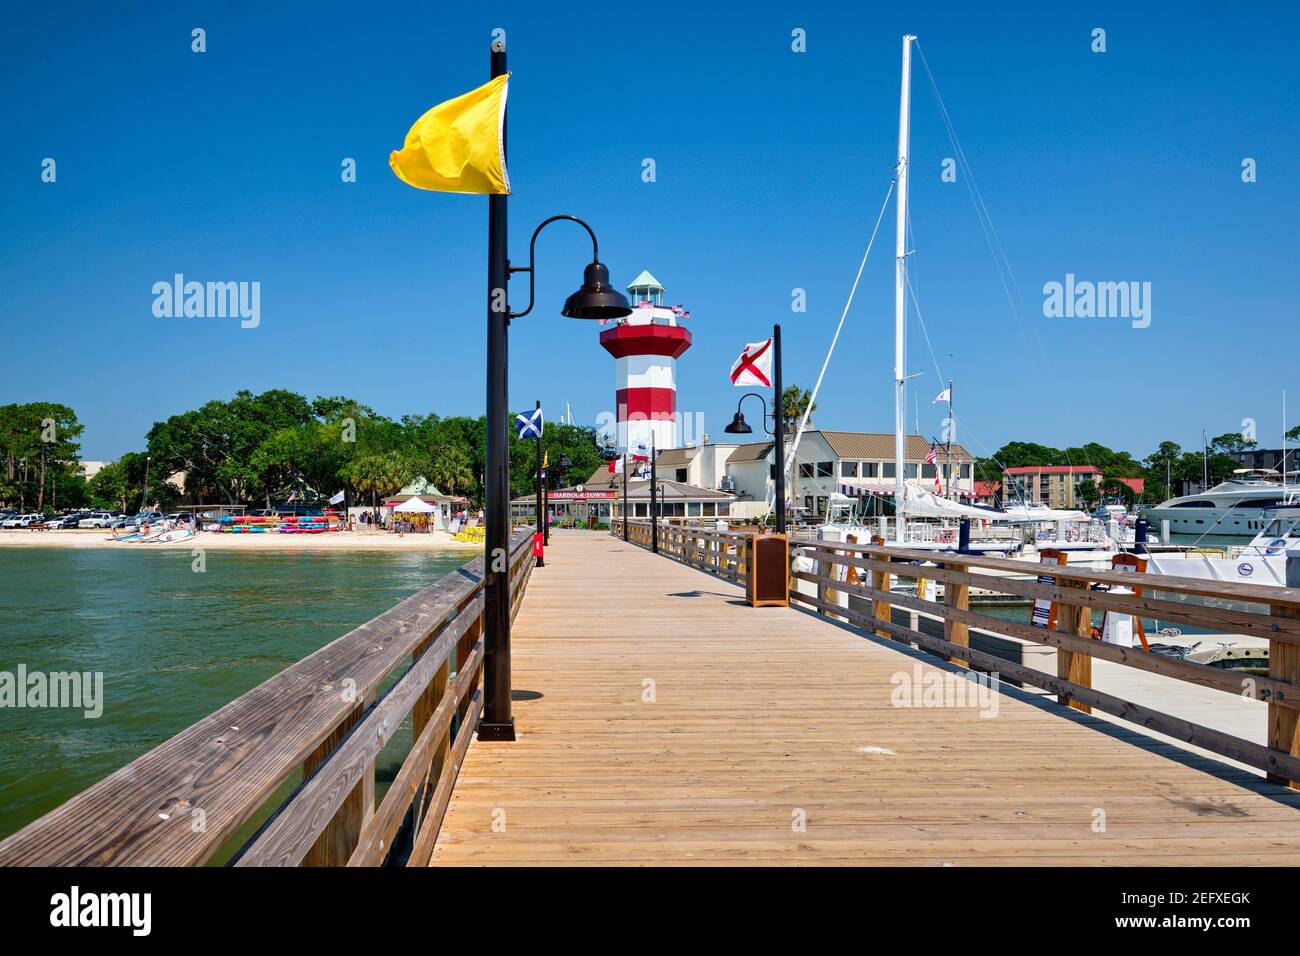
top-left (3, 1), bottom-right (1297, 463)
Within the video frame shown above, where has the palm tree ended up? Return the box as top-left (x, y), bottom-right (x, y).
top-left (428, 445), bottom-right (473, 496)
top-left (344, 452), bottom-right (411, 516)
top-left (782, 384), bottom-right (816, 432)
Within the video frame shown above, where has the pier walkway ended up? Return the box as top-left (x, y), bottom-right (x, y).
top-left (433, 531), bottom-right (1300, 866)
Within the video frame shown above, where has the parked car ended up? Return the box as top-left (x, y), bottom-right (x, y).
top-left (48, 512), bottom-right (91, 529)
top-left (2, 513), bottom-right (46, 528)
top-left (78, 512), bottom-right (116, 528)
top-left (130, 511), bottom-right (164, 527)
top-left (109, 516), bottom-right (135, 529)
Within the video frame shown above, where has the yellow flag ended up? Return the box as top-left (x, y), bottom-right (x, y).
top-left (389, 74), bottom-right (510, 194)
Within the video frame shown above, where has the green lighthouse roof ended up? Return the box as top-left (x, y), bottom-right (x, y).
top-left (625, 270), bottom-right (664, 293)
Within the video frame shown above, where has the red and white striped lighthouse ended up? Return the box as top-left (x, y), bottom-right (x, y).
top-left (599, 270), bottom-right (692, 454)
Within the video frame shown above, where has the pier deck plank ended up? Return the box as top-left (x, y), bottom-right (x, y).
top-left (432, 531), bottom-right (1300, 866)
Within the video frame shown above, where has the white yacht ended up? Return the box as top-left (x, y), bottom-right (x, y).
top-left (1140, 469), bottom-right (1288, 538)
top-left (1145, 492), bottom-right (1300, 588)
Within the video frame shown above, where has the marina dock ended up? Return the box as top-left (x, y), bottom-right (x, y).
top-left (2, 525), bottom-right (1300, 866)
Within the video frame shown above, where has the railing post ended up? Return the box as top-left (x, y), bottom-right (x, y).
top-left (413, 633), bottom-right (452, 796)
top-left (871, 541), bottom-right (893, 639)
top-left (302, 702), bottom-right (374, 866)
top-left (457, 614), bottom-right (482, 726)
top-left (1269, 556), bottom-right (1300, 789)
top-left (943, 559), bottom-right (969, 667)
top-left (1055, 577), bottom-right (1093, 713)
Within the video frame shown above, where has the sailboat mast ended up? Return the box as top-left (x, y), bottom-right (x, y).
top-left (893, 34), bottom-right (915, 543)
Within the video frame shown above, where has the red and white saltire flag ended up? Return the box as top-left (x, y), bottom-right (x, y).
top-left (607, 458), bottom-right (625, 475)
top-left (925, 443), bottom-right (937, 465)
top-left (730, 339), bottom-right (773, 387)
top-left (630, 440), bottom-right (650, 461)
top-left (933, 386), bottom-right (951, 404)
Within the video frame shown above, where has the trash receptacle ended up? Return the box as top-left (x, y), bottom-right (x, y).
top-left (744, 533), bottom-right (789, 608)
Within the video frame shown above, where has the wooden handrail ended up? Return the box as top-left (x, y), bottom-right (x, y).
top-left (795, 538), bottom-right (1300, 609)
top-left (0, 530), bottom-right (536, 866)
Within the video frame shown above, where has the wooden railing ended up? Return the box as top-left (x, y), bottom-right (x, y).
top-left (0, 529), bottom-right (536, 866)
top-left (614, 519), bottom-right (1300, 789)
top-left (792, 541), bottom-right (1300, 788)
top-left (616, 518), bottom-right (750, 585)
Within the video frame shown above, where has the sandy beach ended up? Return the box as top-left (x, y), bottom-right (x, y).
top-left (0, 528), bottom-right (484, 551)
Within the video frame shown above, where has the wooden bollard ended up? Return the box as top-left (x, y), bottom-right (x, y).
top-left (1055, 577), bottom-right (1093, 714)
top-left (1269, 555), bottom-right (1300, 789)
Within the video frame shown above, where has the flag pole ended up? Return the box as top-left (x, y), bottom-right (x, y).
top-left (480, 36), bottom-right (514, 742)
top-left (773, 323), bottom-right (786, 535)
top-left (622, 453), bottom-right (629, 541)
top-left (534, 400), bottom-right (544, 568)
top-left (945, 380), bottom-right (953, 499)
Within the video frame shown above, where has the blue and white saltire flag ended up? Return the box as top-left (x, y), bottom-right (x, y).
top-left (515, 407), bottom-right (544, 439)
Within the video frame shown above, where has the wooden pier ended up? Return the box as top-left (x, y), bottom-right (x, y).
top-left (3, 522), bottom-right (1300, 866)
top-left (433, 528), bottom-right (1300, 865)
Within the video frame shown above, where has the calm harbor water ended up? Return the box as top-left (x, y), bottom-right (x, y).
top-left (0, 547), bottom-right (471, 846)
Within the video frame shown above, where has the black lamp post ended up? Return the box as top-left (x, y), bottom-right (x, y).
top-left (547, 454), bottom-right (569, 541)
top-left (532, 399), bottom-right (544, 569)
top-left (480, 40), bottom-right (632, 743)
top-left (649, 434), bottom-right (658, 554)
top-left (723, 324), bottom-right (785, 533)
top-left (621, 453), bottom-right (629, 541)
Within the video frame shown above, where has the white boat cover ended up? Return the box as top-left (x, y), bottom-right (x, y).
top-left (996, 502), bottom-right (1090, 523)
top-left (901, 483), bottom-right (1007, 521)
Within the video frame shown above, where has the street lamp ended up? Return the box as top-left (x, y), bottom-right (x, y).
top-left (724, 323), bottom-right (786, 534)
top-left (479, 51), bottom-right (632, 743)
top-left (545, 454), bottom-right (570, 545)
top-left (649, 434), bottom-right (658, 554)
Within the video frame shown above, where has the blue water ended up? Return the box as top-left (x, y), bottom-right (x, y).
top-left (0, 547), bottom-right (471, 844)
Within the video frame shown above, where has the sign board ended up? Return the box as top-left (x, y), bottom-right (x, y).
top-left (1030, 550), bottom-right (1067, 630)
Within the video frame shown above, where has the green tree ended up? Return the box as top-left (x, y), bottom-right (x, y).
top-left (88, 461), bottom-right (131, 512)
top-left (1075, 478), bottom-right (1100, 507)
top-left (781, 385), bottom-right (816, 432)
top-left (1209, 432), bottom-right (1256, 455)
top-left (0, 402), bottom-right (84, 512)
top-left (428, 444), bottom-right (473, 496)
top-left (342, 451), bottom-right (413, 513)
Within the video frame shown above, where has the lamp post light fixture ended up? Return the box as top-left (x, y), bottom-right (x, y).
top-left (723, 323), bottom-right (786, 534)
top-left (480, 41), bottom-right (632, 744)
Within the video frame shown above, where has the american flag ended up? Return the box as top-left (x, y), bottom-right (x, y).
top-left (925, 443), bottom-right (937, 465)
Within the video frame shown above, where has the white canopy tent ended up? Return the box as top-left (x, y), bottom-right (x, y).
top-left (393, 497), bottom-right (438, 514)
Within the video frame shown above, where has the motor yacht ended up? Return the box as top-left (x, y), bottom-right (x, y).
top-left (1140, 469), bottom-right (1288, 538)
